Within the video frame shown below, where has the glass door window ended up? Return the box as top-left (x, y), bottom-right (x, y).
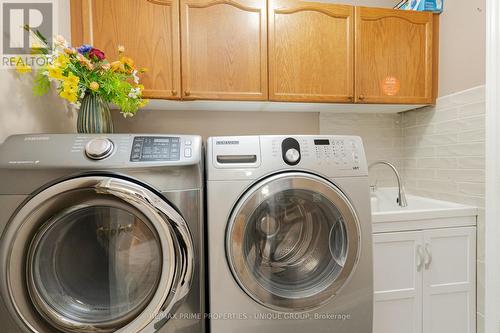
top-left (28, 206), bottom-right (162, 328)
top-left (227, 173), bottom-right (360, 311)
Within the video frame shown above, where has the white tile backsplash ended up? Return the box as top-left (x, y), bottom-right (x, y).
top-left (403, 87), bottom-right (485, 323)
top-left (320, 113), bottom-right (403, 187)
top-left (320, 85), bottom-right (486, 325)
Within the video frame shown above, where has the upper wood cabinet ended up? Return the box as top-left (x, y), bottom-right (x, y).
top-left (71, 2), bottom-right (440, 106)
top-left (72, 0), bottom-right (181, 99)
top-left (180, 0), bottom-right (268, 100)
top-left (268, 1), bottom-right (354, 103)
top-left (355, 7), bottom-right (437, 104)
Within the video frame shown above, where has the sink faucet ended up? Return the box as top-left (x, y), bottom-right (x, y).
top-left (368, 160), bottom-right (408, 208)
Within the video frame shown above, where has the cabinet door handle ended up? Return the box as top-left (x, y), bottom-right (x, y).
top-left (358, 95), bottom-right (365, 100)
top-left (184, 90), bottom-right (191, 97)
top-left (416, 245), bottom-right (424, 271)
top-left (424, 243), bottom-right (432, 269)
top-left (171, 89), bottom-right (177, 96)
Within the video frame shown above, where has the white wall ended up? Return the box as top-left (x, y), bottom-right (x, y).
top-left (438, 0), bottom-right (486, 96)
top-left (0, 0), bottom-right (74, 144)
top-left (0, 71), bottom-right (76, 143)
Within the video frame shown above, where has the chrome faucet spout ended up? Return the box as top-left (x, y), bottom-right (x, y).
top-left (368, 160), bottom-right (408, 208)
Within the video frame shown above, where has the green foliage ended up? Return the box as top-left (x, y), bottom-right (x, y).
top-left (33, 68), bottom-right (50, 96)
top-left (18, 26), bottom-right (148, 116)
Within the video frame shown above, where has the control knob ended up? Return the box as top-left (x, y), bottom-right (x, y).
top-left (285, 148), bottom-right (300, 164)
top-left (85, 138), bottom-right (114, 160)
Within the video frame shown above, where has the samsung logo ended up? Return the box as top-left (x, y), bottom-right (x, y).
top-left (24, 136), bottom-right (49, 141)
top-left (216, 140), bottom-right (239, 145)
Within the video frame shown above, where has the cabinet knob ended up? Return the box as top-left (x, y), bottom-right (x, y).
top-left (184, 90), bottom-right (191, 97)
top-left (358, 95), bottom-right (365, 100)
top-left (171, 90), bottom-right (177, 96)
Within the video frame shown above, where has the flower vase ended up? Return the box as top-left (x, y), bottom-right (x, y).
top-left (77, 94), bottom-right (114, 134)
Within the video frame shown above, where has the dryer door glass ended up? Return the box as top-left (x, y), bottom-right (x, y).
top-left (227, 173), bottom-right (360, 311)
top-left (29, 206), bottom-right (162, 327)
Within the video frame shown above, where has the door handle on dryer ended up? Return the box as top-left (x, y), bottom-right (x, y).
top-left (416, 245), bottom-right (424, 271)
top-left (424, 243), bottom-right (432, 269)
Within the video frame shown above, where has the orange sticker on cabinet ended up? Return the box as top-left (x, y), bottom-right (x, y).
top-left (381, 76), bottom-right (401, 96)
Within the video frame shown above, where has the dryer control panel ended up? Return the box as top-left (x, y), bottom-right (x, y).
top-left (0, 134), bottom-right (202, 168)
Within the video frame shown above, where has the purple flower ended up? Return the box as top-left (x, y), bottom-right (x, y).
top-left (77, 44), bottom-right (92, 54)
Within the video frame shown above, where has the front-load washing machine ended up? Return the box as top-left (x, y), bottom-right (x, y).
top-left (0, 134), bottom-right (205, 333)
top-left (206, 135), bottom-right (373, 333)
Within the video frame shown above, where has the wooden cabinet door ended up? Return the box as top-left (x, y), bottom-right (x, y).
top-left (268, 1), bottom-right (354, 102)
top-left (373, 231), bottom-right (423, 333)
top-left (73, 0), bottom-right (181, 100)
top-left (180, 0), bottom-right (268, 100)
top-left (422, 227), bottom-right (476, 333)
top-left (355, 7), bottom-right (436, 104)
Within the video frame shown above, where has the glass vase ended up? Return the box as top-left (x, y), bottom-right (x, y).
top-left (77, 94), bottom-right (114, 134)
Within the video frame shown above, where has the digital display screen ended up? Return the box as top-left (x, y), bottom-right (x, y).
top-left (314, 139), bottom-right (330, 146)
top-left (130, 136), bottom-right (180, 162)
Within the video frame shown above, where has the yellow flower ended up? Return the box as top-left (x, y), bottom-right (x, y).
top-left (13, 57), bottom-right (32, 74)
top-left (111, 60), bottom-right (125, 73)
top-left (62, 82), bottom-right (77, 93)
top-left (60, 73), bottom-right (80, 98)
top-left (47, 66), bottom-right (64, 80)
top-left (54, 54), bottom-right (70, 68)
top-left (66, 73), bottom-right (80, 86)
top-left (120, 56), bottom-right (134, 70)
top-left (89, 82), bottom-right (99, 91)
top-left (59, 90), bottom-right (78, 103)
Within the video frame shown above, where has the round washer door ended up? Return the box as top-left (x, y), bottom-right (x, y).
top-left (226, 172), bottom-right (360, 312)
top-left (0, 176), bottom-right (194, 333)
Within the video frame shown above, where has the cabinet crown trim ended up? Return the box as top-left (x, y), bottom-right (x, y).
top-left (146, 0), bottom-right (174, 5)
top-left (273, 6), bottom-right (351, 18)
top-left (185, 0), bottom-right (262, 12)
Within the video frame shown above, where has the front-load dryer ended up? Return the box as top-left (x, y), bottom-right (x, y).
top-left (0, 134), bottom-right (205, 333)
top-left (206, 135), bottom-right (373, 333)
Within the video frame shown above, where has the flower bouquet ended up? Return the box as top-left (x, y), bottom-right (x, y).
top-left (15, 27), bottom-right (148, 133)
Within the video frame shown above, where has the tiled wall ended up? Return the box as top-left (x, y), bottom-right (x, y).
top-left (320, 113), bottom-right (403, 187)
top-left (320, 85), bottom-right (486, 332)
top-left (401, 86), bottom-right (485, 331)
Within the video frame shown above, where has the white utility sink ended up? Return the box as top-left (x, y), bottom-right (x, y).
top-left (371, 188), bottom-right (477, 232)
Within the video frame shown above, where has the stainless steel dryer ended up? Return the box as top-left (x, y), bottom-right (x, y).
top-left (206, 135), bottom-right (373, 333)
top-left (0, 134), bottom-right (205, 333)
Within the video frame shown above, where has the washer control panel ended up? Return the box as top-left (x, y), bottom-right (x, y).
top-left (268, 136), bottom-right (365, 172)
top-left (207, 136), bottom-right (367, 180)
top-left (313, 137), bottom-right (362, 169)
